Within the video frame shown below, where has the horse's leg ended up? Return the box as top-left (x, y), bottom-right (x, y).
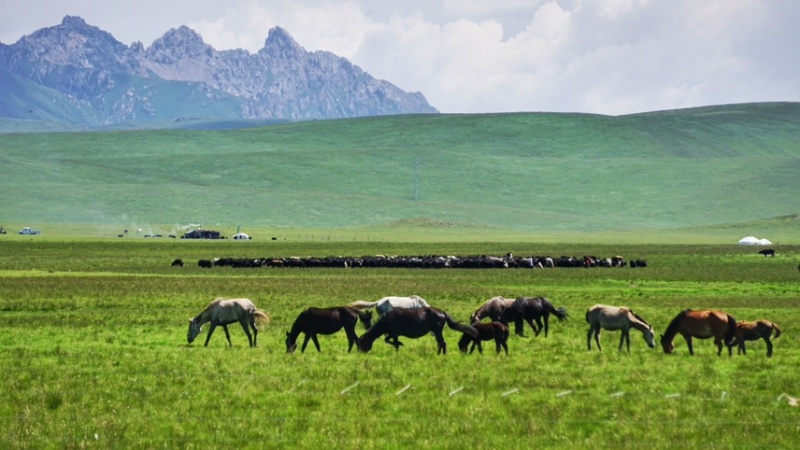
top-left (310, 334), bottom-right (322, 352)
top-left (221, 324), bottom-right (233, 347)
top-left (494, 338), bottom-right (501, 354)
top-left (765, 337), bottom-right (773, 357)
top-left (204, 323), bottom-right (217, 347)
top-left (434, 330), bottom-right (446, 355)
top-left (738, 341), bottom-right (746, 355)
top-left (474, 339), bottom-right (483, 354)
top-left (540, 316), bottom-right (548, 337)
top-left (591, 327), bottom-right (602, 351)
top-left (515, 319), bottom-right (525, 337)
top-left (501, 340), bottom-right (509, 355)
top-left (684, 335), bottom-right (694, 355)
top-left (587, 327), bottom-right (594, 350)
top-left (469, 341), bottom-right (477, 354)
top-left (301, 334), bottom-right (312, 353)
top-left (344, 325), bottom-right (359, 353)
top-left (527, 318), bottom-right (539, 337)
top-left (239, 319), bottom-right (254, 347)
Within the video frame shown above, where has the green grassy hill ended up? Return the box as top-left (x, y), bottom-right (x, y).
top-left (1, 102), bottom-right (799, 237)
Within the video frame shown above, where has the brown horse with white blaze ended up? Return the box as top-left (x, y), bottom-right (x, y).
top-left (188, 298), bottom-right (270, 347)
top-left (731, 320), bottom-right (782, 357)
top-left (660, 309), bottom-right (736, 356)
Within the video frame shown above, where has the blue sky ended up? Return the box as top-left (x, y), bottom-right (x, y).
top-left (2, 0), bottom-right (798, 115)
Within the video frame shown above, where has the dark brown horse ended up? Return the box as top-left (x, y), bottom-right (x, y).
top-left (357, 307), bottom-right (478, 354)
top-left (457, 322), bottom-right (509, 355)
top-left (285, 307), bottom-right (372, 353)
top-left (498, 297), bottom-right (569, 337)
top-left (731, 320), bottom-right (782, 357)
top-left (660, 309), bottom-right (736, 356)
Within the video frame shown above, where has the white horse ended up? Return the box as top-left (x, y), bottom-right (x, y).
top-left (188, 298), bottom-right (270, 347)
top-left (586, 304), bottom-right (655, 352)
top-left (348, 295), bottom-right (430, 315)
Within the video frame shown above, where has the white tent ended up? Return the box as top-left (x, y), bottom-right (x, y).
top-left (758, 238), bottom-right (773, 246)
top-left (232, 233), bottom-right (251, 240)
top-left (738, 236), bottom-right (759, 245)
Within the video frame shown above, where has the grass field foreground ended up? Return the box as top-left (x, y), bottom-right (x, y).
top-left (1, 239), bottom-right (799, 448)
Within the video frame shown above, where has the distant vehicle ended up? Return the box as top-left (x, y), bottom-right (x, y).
top-left (18, 227), bottom-right (41, 235)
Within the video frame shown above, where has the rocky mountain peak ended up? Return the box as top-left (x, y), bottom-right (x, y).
top-left (146, 26), bottom-right (213, 64)
top-left (262, 26), bottom-right (304, 59)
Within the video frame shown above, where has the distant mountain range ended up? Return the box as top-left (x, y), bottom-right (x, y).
top-left (0, 16), bottom-right (437, 130)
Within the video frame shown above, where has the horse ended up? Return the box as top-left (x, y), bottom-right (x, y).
top-left (457, 322), bottom-right (509, 355)
top-left (348, 295), bottom-right (430, 315)
top-left (585, 304), bottom-right (655, 352)
top-left (285, 306), bottom-right (373, 353)
top-left (731, 320), bottom-right (782, 357)
top-left (187, 298), bottom-right (270, 347)
top-left (469, 296), bottom-right (515, 324)
top-left (357, 307), bottom-right (478, 354)
top-left (758, 249), bottom-right (775, 257)
top-left (498, 297), bottom-right (569, 337)
top-left (659, 309), bottom-right (736, 356)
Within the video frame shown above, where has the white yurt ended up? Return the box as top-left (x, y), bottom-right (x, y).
top-left (738, 236), bottom-right (760, 245)
top-left (232, 233), bottom-right (251, 240)
top-left (757, 238), bottom-right (773, 246)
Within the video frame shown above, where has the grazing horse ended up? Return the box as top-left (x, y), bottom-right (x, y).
top-left (348, 295), bottom-right (430, 315)
top-left (357, 307), bottom-right (478, 354)
top-left (285, 307), bottom-right (373, 353)
top-left (458, 322), bottom-right (509, 355)
top-left (188, 298), bottom-right (270, 347)
top-left (585, 304), bottom-right (655, 352)
top-left (758, 249), bottom-right (775, 257)
top-left (469, 296), bottom-right (515, 324)
top-left (731, 320), bottom-right (782, 357)
top-left (499, 297), bottom-right (569, 337)
top-left (660, 309), bottom-right (736, 356)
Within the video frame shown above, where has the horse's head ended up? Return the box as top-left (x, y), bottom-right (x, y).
top-left (659, 333), bottom-right (674, 354)
top-left (469, 312), bottom-right (480, 325)
top-left (356, 337), bottom-right (373, 353)
top-left (285, 331), bottom-right (298, 353)
top-left (187, 318), bottom-right (202, 344)
top-left (457, 334), bottom-right (471, 353)
top-left (643, 326), bottom-right (656, 349)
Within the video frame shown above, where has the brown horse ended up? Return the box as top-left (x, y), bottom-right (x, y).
top-left (188, 298), bottom-right (270, 347)
top-left (659, 309), bottom-right (736, 356)
top-left (498, 297), bottom-right (569, 337)
top-left (457, 322), bottom-right (509, 354)
top-left (469, 296), bottom-right (514, 324)
top-left (731, 320), bottom-right (782, 357)
top-left (285, 307), bottom-right (373, 353)
top-left (357, 307), bottom-right (478, 354)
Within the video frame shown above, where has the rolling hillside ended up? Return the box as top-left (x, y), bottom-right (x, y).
top-left (1, 102), bottom-right (799, 234)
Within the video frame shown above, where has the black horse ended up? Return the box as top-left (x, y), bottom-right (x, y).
top-left (499, 297), bottom-right (569, 337)
top-left (458, 322), bottom-right (510, 355)
top-left (357, 307), bottom-right (478, 354)
top-left (285, 306), bottom-right (372, 353)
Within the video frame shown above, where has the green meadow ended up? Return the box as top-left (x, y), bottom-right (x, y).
top-left (1, 238), bottom-right (799, 448)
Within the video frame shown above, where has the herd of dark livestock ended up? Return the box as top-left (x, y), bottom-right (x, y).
top-left (178, 254), bottom-right (648, 270)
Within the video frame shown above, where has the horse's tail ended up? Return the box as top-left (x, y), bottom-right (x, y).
top-left (445, 312), bottom-right (479, 338)
top-left (771, 322), bottom-right (783, 339)
top-left (551, 305), bottom-right (569, 322)
top-left (348, 300), bottom-right (378, 310)
top-left (253, 309), bottom-right (271, 325)
top-left (724, 314), bottom-right (737, 346)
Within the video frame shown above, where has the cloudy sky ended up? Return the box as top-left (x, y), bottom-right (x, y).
top-left (2, 0), bottom-right (798, 115)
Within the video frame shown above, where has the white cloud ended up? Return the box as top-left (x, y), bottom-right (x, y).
top-left (2, 0), bottom-right (798, 114)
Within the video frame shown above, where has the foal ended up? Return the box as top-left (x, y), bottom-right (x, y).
top-left (731, 320), bottom-right (782, 357)
top-left (457, 322), bottom-right (509, 355)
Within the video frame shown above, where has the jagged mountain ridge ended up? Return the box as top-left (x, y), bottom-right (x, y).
top-left (0, 16), bottom-right (437, 128)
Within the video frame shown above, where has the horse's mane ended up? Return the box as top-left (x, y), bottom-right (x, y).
top-left (195, 297), bottom-right (225, 318)
top-left (630, 310), bottom-right (650, 327)
top-left (662, 309), bottom-right (691, 339)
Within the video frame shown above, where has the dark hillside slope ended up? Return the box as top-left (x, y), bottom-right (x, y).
top-left (1, 102), bottom-right (798, 231)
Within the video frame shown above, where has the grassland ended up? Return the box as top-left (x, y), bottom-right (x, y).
top-left (1, 102), bottom-right (799, 233)
top-left (1, 238), bottom-right (799, 448)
